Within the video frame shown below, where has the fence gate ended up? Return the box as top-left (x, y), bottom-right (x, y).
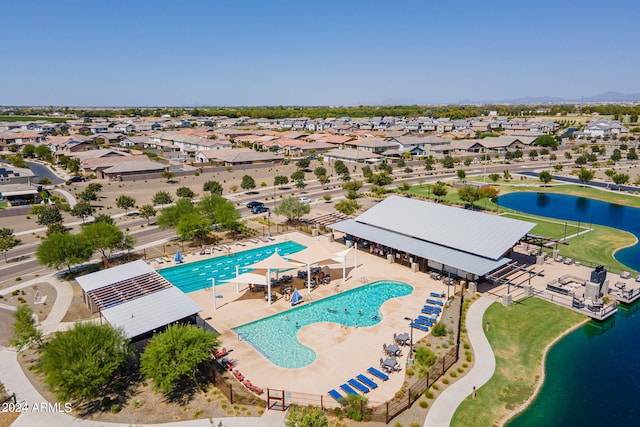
top-left (267, 388), bottom-right (287, 411)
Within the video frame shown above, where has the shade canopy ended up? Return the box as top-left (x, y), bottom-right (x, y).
top-left (249, 251), bottom-right (302, 270)
top-left (174, 250), bottom-right (184, 263)
top-left (286, 242), bottom-right (339, 265)
top-left (291, 288), bottom-right (303, 306)
top-left (221, 272), bottom-right (267, 285)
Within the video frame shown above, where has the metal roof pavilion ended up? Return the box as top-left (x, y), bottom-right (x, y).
top-left (329, 196), bottom-right (535, 276)
top-left (101, 287), bottom-right (203, 339)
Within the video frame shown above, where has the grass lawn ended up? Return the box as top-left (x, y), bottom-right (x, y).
top-left (0, 115), bottom-right (68, 123)
top-left (451, 297), bottom-right (586, 427)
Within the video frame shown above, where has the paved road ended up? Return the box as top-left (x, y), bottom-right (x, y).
top-left (424, 297), bottom-right (496, 427)
top-left (25, 161), bottom-right (65, 185)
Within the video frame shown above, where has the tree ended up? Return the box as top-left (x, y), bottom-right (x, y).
top-left (529, 150), bottom-right (539, 160)
top-left (503, 170), bottom-right (512, 180)
top-left (457, 169), bottom-right (466, 180)
top-left (488, 173), bottom-right (500, 183)
top-left (361, 165), bottom-right (373, 178)
top-left (610, 149), bottom-right (622, 162)
top-left (612, 173), bottom-right (630, 187)
top-left (539, 171), bottom-right (553, 185)
top-left (314, 166), bottom-right (327, 179)
top-left (441, 155), bottom-right (455, 169)
top-left (66, 157), bottom-right (81, 174)
top-left (78, 188), bottom-right (98, 202)
top-left (34, 144), bottom-right (53, 162)
top-left (9, 305), bottom-right (43, 352)
top-left (274, 175), bottom-right (289, 188)
top-left (334, 160), bottom-right (348, 177)
top-left (458, 185), bottom-right (482, 209)
top-left (0, 228), bottom-right (21, 262)
top-left (22, 144), bottom-right (36, 157)
top-left (176, 186), bottom-right (195, 199)
top-left (627, 147), bottom-right (638, 161)
top-left (577, 168), bottom-right (595, 186)
top-left (295, 179), bottom-right (307, 190)
top-left (140, 324), bottom-right (218, 395)
top-left (378, 162), bottom-right (393, 174)
top-left (162, 170), bottom-right (175, 182)
top-left (342, 180), bottom-right (362, 192)
top-left (203, 180), bottom-right (223, 195)
top-left (290, 169), bottom-right (305, 182)
top-left (93, 213), bottom-right (115, 224)
top-left (367, 172), bottom-right (393, 186)
top-left (534, 135), bottom-right (559, 148)
top-left (463, 157), bottom-right (473, 166)
top-left (157, 199), bottom-right (195, 229)
top-left (432, 181), bottom-right (448, 201)
top-left (139, 204), bottom-right (157, 225)
top-left (296, 158), bottom-right (310, 169)
top-left (47, 223), bottom-right (68, 236)
top-left (37, 206), bottom-right (63, 226)
top-left (273, 197), bottom-right (311, 221)
top-left (424, 156), bottom-right (435, 171)
top-left (176, 213), bottom-right (212, 246)
top-left (86, 183), bottom-right (103, 194)
top-left (285, 405), bottom-right (328, 427)
top-left (198, 195), bottom-right (242, 232)
top-left (335, 199), bottom-right (360, 216)
top-left (116, 195), bottom-right (136, 213)
top-left (38, 323), bottom-right (131, 402)
top-left (82, 222), bottom-right (124, 265)
top-left (71, 201), bottom-right (94, 223)
top-left (240, 174), bottom-right (256, 191)
top-left (35, 232), bottom-right (92, 274)
top-left (152, 190), bottom-right (173, 208)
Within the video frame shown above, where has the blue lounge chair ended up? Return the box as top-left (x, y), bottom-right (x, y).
top-left (426, 299), bottom-right (439, 305)
top-left (430, 292), bottom-right (444, 298)
top-left (348, 379), bottom-right (370, 393)
top-left (414, 319), bottom-right (433, 327)
top-left (357, 374), bottom-right (378, 389)
top-left (340, 383), bottom-right (358, 395)
top-left (410, 322), bottom-right (429, 332)
top-left (418, 315), bottom-right (437, 322)
top-left (328, 389), bottom-right (344, 402)
top-left (367, 367), bottom-right (389, 381)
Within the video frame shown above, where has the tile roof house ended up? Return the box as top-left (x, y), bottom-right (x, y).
top-left (195, 148), bottom-right (284, 165)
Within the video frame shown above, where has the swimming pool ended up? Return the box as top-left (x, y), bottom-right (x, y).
top-left (233, 280), bottom-right (413, 368)
top-left (158, 241), bottom-right (306, 293)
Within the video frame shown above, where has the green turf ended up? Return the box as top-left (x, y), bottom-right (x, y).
top-left (451, 297), bottom-right (586, 427)
top-left (0, 115), bottom-right (68, 123)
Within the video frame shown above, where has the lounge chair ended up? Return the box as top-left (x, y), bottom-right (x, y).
top-left (367, 367), bottom-right (389, 381)
top-left (430, 291), bottom-right (445, 298)
top-left (328, 389), bottom-right (344, 402)
top-left (250, 239), bottom-right (259, 244)
top-left (356, 374), bottom-right (378, 389)
top-left (410, 322), bottom-right (429, 332)
top-left (348, 379), bottom-right (370, 393)
top-left (340, 383), bottom-right (358, 396)
top-left (154, 258), bottom-right (164, 264)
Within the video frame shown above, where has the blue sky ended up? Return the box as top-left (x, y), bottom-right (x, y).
top-left (2, 0), bottom-right (639, 106)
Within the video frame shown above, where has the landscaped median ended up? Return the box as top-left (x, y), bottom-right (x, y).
top-left (450, 297), bottom-right (587, 427)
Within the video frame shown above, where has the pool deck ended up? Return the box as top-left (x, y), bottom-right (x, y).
top-left (162, 232), bottom-right (451, 404)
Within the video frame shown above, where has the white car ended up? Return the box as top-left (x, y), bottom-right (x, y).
top-left (299, 197), bottom-right (311, 204)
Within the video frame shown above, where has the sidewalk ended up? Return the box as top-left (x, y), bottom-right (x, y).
top-left (423, 297), bottom-right (496, 427)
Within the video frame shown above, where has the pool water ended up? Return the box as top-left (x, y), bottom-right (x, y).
top-left (233, 280), bottom-right (413, 368)
top-left (158, 241), bottom-right (306, 293)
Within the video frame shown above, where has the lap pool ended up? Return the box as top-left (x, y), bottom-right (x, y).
top-left (233, 280), bottom-right (413, 368)
top-left (158, 241), bottom-right (305, 293)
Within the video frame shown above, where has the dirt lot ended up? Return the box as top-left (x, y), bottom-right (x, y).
top-left (0, 282), bottom-right (56, 322)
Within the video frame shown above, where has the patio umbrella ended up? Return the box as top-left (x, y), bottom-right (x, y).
top-left (174, 250), bottom-right (184, 263)
top-left (291, 288), bottom-right (303, 306)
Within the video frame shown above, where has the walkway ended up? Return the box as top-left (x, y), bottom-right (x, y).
top-left (423, 297), bottom-right (496, 427)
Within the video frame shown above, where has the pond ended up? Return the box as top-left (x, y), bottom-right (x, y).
top-left (498, 192), bottom-right (640, 271)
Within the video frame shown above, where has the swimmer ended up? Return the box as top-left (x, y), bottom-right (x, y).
top-left (344, 308), bottom-right (348, 313)
top-left (295, 322), bottom-right (299, 328)
top-left (285, 315), bottom-right (289, 321)
top-left (358, 309), bottom-right (363, 315)
top-left (372, 315), bottom-right (379, 320)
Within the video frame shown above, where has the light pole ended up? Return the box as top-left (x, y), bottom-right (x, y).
top-left (403, 317), bottom-right (414, 365)
top-left (268, 211), bottom-right (271, 237)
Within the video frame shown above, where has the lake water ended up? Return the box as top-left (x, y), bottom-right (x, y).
top-left (498, 192), bottom-right (640, 426)
top-left (498, 192), bottom-right (640, 271)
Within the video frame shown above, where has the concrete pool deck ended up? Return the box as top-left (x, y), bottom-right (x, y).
top-left (173, 232), bottom-right (452, 404)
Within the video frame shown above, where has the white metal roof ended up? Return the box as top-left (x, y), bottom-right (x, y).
top-left (101, 287), bottom-right (202, 339)
top-left (76, 260), bottom-right (153, 292)
top-left (354, 196), bottom-right (535, 260)
top-left (330, 219), bottom-right (511, 276)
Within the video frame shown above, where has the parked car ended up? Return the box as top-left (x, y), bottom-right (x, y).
top-left (251, 205), bottom-right (270, 214)
top-left (299, 197), bottom-right (311, 204)
top-left (65, 175), bottom-right (85, 184)
top-left (246, 201), bottom-right (264, 209)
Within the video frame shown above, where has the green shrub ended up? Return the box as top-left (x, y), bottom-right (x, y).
top-left (431, 323), bottom-right (447, 337)
top-left (419, 400), bottom-right (429, 409)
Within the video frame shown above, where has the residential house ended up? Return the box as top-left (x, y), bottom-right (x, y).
top-left (194, 148), bottom-right (283, 165)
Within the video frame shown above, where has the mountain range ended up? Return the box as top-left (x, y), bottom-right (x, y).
top-left (460, 91), bottom-right (640, 105)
